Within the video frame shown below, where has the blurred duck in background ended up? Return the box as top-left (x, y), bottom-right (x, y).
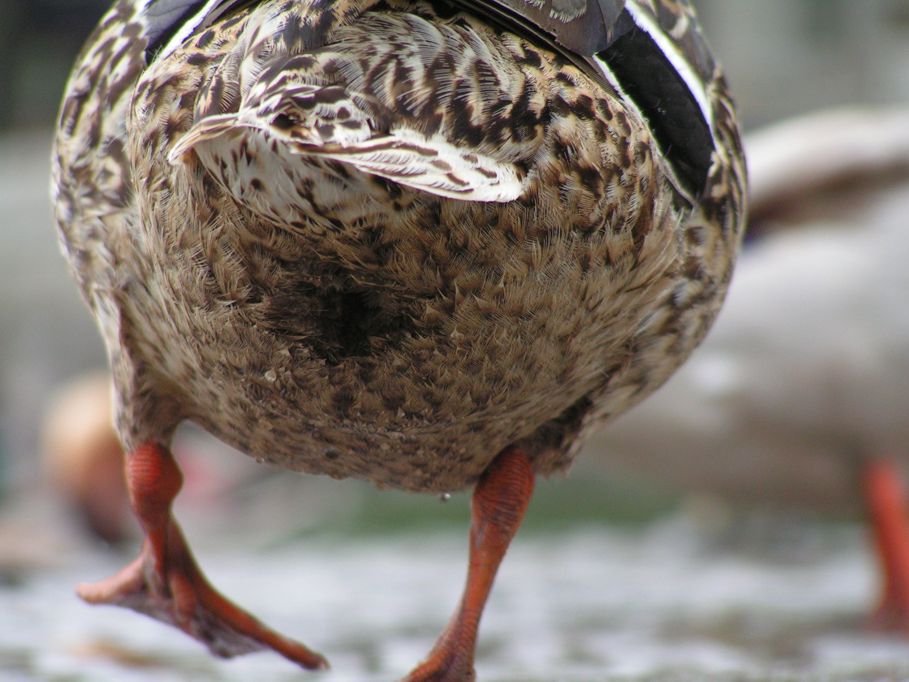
top-left (40, 373), bottom-right (276, 548)
top-left (591, 106), bottom-right (909, 630)
top-left (42, 372), bottom-right (130, 545)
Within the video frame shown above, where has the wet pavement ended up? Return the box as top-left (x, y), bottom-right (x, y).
top-left (4, 519), bottom-right (909, 681)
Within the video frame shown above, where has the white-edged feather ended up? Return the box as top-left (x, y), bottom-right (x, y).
top-left (156, 0), bottom-right (225, 60)
top-left (171, 113), bottom-right (527, 203)
top-left (299, 129), bottom-right (526, 203)
top-left (623, 2), bottom-right (713, 135)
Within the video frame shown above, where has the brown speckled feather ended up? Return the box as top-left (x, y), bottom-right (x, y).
top-left (53, 0), bottom-right (746, 493)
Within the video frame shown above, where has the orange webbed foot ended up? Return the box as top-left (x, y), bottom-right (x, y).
top-left (79, 442), bottom-right (328, 669)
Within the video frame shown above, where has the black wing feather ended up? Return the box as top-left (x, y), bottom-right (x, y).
top-left (600, 13), bottom-right (714, 194)
top-left (144, 0), bottom-right (210, 58)
top-left (143, 0), bottom-right (255, 60)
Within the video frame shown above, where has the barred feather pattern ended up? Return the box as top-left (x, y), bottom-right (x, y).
top-left (53, 0), bottom-right (745, 492)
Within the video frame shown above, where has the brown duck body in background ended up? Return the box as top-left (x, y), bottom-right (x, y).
top-left (53, 0), bottom-right (745, 678)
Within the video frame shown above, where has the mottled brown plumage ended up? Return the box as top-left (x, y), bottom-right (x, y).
top-left (53, 0), bottom-right (746, 677)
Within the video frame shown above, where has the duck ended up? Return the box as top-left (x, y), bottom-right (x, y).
top-left (52, 0), bottom-right (745, 678)
top-left (42, 372), bottom-right (132, 545)
top-left (592, 107), bottom-right (909, 630)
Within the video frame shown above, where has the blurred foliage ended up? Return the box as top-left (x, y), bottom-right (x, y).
top-left (0, 0), bottom-right (108, 130)
top-left (285, 473), bottom-right (680, 540)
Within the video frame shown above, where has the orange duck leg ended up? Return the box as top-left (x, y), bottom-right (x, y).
top-left (863, 458), bottom-right (909, 632)
top-left (77, 442), bottom-right (328, 669)
top-left (404, 446), bottom-right (535, 682)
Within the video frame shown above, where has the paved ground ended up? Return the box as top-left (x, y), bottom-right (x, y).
top-left (4, 516), bottom-right (909, 682)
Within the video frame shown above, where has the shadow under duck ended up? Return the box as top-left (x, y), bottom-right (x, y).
top-left (53, 0), bottom-right (746, 677)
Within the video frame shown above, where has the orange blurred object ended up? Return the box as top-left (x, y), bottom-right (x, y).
top-left (42, 372), bottom-right (131, 544)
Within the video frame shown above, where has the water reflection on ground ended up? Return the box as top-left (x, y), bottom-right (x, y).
top-left (4, 521), bottom-right (909, 681)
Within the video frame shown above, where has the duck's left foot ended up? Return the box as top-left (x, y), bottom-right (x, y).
top-left (77, 442), bottom-right (329, 669)
top-left (403, 446), bottom-right (535, 682)
top-left (863, 458), bottom-right (909, 632)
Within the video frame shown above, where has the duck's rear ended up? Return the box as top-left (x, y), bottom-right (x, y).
top-left (53, 0), bottom-right (745, 678)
